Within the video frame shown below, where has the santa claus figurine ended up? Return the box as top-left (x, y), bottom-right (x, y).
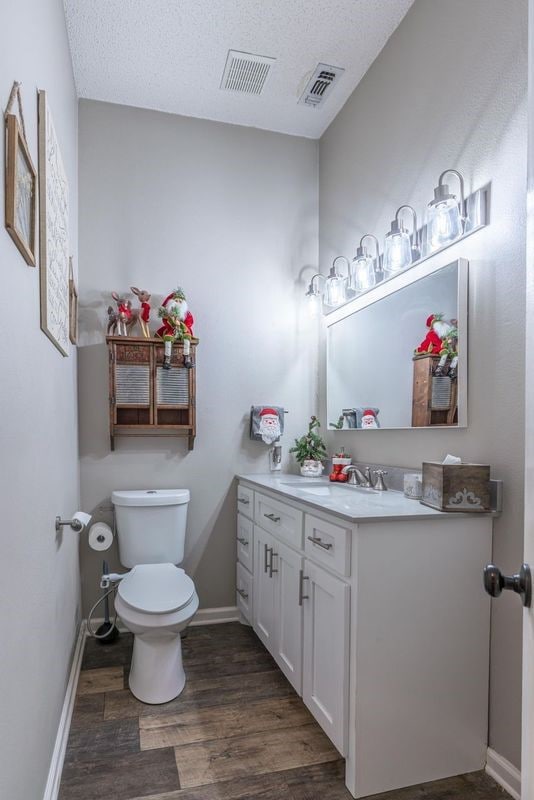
top-left (416, 313), bottom-right (456, 355)
top-left (258, 408), bottom-right (281, 444)
top-left (361, 409), bottom-right (379, 429)
top-left (157, 288), bottom-right (195, 369)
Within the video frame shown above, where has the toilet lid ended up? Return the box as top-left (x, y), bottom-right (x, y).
top-left (118, 564), bottom-right (195, 614)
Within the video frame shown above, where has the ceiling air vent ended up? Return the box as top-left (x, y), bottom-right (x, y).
top-left (298, 63), bottom-right (345, 108)
top-left (220, 50), bottom-right (276, 95)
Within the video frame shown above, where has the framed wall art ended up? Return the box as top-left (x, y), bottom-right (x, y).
top-left (69, 256), bottom-right (78, 345)
top-left (38, 89), bottom-right (70, 356)
top-left (4, 88), bottom-right (37, 265)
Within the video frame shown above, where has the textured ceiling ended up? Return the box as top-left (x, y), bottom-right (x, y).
top-left (64, 0), bottom-right (414, 139)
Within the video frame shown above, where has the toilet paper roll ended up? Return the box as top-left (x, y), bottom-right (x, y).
top-left (88, 522), bottom-right (113, 551)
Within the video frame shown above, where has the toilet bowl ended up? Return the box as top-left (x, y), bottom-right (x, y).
top-left (115, 563), bottom-right (199, 704)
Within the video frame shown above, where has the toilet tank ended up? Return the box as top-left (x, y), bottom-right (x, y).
top-left (111, 489), bottom-right (190, 568)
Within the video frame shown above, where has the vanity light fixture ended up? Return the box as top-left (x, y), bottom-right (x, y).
top-left (426, 169), bottom-right (466, 252)
top-left (383, 205), bottom-right (420, 274)
top-left (305, 273), bottom-right (326, 317)
top-left (350, 234), bottom-right (380, 293)
top-left (324, 256), bottom-right (350, 307)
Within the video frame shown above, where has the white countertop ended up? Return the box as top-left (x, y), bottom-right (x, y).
top-left (237, 473), bottom-right (493, 523)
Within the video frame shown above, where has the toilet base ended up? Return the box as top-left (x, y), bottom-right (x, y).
top-left (129, 631), bottom-right (185, 704)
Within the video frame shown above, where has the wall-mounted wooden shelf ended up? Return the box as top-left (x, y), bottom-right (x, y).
top-left (412, 353), bottom-right (458, 427)
top-left (106, 336), bottom-right (198, 450)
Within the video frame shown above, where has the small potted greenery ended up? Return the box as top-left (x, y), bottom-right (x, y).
top-left (290, 416), bottom-right (328, 477)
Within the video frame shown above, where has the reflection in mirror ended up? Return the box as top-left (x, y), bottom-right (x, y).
top-left (327, 260), bottom-right (467, 431)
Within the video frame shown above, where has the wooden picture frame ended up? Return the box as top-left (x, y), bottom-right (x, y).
top-left (69, 257), bottom-right (78, 345)
top-left (5, 113), bottom-right (37, 265)
top-left (38, 90), bottom-right (70, 356)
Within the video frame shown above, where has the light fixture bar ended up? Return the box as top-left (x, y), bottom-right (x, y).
top-left (323, 183), bottom-right (488, 316)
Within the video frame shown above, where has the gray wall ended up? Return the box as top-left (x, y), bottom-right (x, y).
top-left (319, 0), bottom-right (527, 768)
top-left (0, 1), bottom-right (80, 798)
top-left (78, 100), bottom-right (319, 614)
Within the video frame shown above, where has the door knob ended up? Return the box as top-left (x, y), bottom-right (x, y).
top-left (483, 563), bottom-right (532, 608)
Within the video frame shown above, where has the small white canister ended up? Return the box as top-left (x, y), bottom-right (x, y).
top-left (404, 473), bottom-right (423, 500)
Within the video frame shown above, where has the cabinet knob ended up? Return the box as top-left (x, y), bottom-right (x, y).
top-left (237, 536), bottom-right (249, 546)
top-left (237, 588), bottom-right (249, 600)
top-left (264, 513), bottom-right (281, 523)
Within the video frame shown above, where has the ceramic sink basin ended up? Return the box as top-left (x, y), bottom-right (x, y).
top-left (280, 480), bottom-right (379, 496)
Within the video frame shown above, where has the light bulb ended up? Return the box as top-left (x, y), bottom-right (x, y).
top-left (325, 275), bottom-right (347, 306)
top-left (324, 257), bottom-right (349, 307)
top-left (350, 255), bottom-right (376, 292)
top-left (383, 228), bottom-right (412, 273)
top-left (426, 169), bottom-right (465, 252)
top-left (307, 292), bottom-right (321, 318)
top-left (427, 198), bottom-right (462, 250)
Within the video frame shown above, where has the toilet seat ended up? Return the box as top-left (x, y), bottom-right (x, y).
top-left (118, 563), bottom-right (195, 614)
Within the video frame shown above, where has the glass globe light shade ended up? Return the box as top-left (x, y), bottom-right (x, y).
top-left (350, 254), bottom-right (376, 292)
top-left (324, 257), bottom-right (349, 307)
top-left (324, 274), bottom-right (347, 307)
top-left (383, 221), bottom-right (412, 274)
top-left (426, 196), bottom-right (462, 251)
top-left (307, 290), bottom-right (322, 318)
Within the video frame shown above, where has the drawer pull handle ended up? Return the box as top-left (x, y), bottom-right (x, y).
top-left (299, 570), bottom-right (309, 606)
top-left (307, 535), bottom-right (333, 551)
top-left (238, 497), bottom-right (250, 505)
top-left (269, 551), bottom-right (279, 578)
top-left (237, 588), bottom-right (249, 599)
top-left (237, 536), bottom-right (249, 546)
top-left (264, 543), bottom-right (272, 573)
top-left (264, 513), bottom-right (281, 523)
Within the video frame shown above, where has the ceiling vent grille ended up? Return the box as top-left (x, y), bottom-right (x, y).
top-left (298, 63), bottom-right (345, 108)
top-left (221, 50), bottom-right (276, 95)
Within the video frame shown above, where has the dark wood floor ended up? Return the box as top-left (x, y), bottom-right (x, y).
top-left (59, 622), bottom-right (507, 800)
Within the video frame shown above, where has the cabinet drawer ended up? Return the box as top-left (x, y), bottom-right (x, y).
top-left (237, 484), bottom-right (254, 519)
top-left (237, 513), bottom-right (254, 573)
top-left (255, 492), bottom-right (303, 550)
top-left (304, 514), bottom-right (351, 577)
top-left (236, 562), bottom-right (253, 623)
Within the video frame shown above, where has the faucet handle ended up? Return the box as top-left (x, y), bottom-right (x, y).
top-left (373, 469), bottom-right (388, 491)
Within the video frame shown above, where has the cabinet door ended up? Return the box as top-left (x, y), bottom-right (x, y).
top-left (252, 526), bottom-right (276, 651)
top-left (271, 538), bottom-right (303, 694)
top-left (302, 559), bottom-right (350, 755)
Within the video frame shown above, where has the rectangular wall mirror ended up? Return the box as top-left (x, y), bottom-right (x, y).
top-left (326, 258), bottom-right (468, 431)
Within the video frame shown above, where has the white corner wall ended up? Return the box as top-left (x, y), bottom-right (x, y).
top-left (0, 2), bottom-right (80, 799)
top-left (77, 100), bottom-right (319, 614)
top-left (319, 0), bottom-right (527, 768)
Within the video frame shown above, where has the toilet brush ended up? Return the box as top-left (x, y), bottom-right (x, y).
top-left (96, 560), bottom-right (120, 644)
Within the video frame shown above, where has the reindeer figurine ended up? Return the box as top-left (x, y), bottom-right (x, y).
top-left (128, 287), bottom-right (151, 338)
top-left (107, 292), bottom-right (132, 336)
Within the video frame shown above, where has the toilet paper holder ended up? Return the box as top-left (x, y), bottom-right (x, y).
top-left (55, 511), bottom-right (91, 532)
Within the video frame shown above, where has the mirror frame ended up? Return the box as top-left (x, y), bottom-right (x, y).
top-left (325, 257), bottom-right (469, 430)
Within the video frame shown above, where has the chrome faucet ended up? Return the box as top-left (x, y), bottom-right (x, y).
top-left (341, 465), bottom-right (373, 487)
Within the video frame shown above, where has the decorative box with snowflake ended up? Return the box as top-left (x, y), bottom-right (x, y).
top-left (421, 462), bottom-right (491, 512)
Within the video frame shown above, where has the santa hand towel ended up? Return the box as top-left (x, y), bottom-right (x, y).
top-left (250, 406), bottom-right (285, 444)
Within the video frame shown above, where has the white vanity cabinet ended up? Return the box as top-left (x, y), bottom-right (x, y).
top-left (236, 475), bottom-right (493, 799)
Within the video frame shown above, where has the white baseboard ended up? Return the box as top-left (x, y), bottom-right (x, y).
top-left (190, 606), bottom-right (240, 626)
top-left (486, 747), bottom-right (521, 800)
top-left (43, 621), bottom-right (86, 800)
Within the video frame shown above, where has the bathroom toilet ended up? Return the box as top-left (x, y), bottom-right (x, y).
top-left (112, 489), bottom-right (199, 704)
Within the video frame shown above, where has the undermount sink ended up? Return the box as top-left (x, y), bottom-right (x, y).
top-left (280, 480), bottom-right (379, 496)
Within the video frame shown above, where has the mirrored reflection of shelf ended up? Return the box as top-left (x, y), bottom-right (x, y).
top-left (324, 184), bottom-right (489, 316)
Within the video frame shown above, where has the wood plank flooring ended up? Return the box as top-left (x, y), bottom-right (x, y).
top-left (59, 622), bottom-right (508, 800)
